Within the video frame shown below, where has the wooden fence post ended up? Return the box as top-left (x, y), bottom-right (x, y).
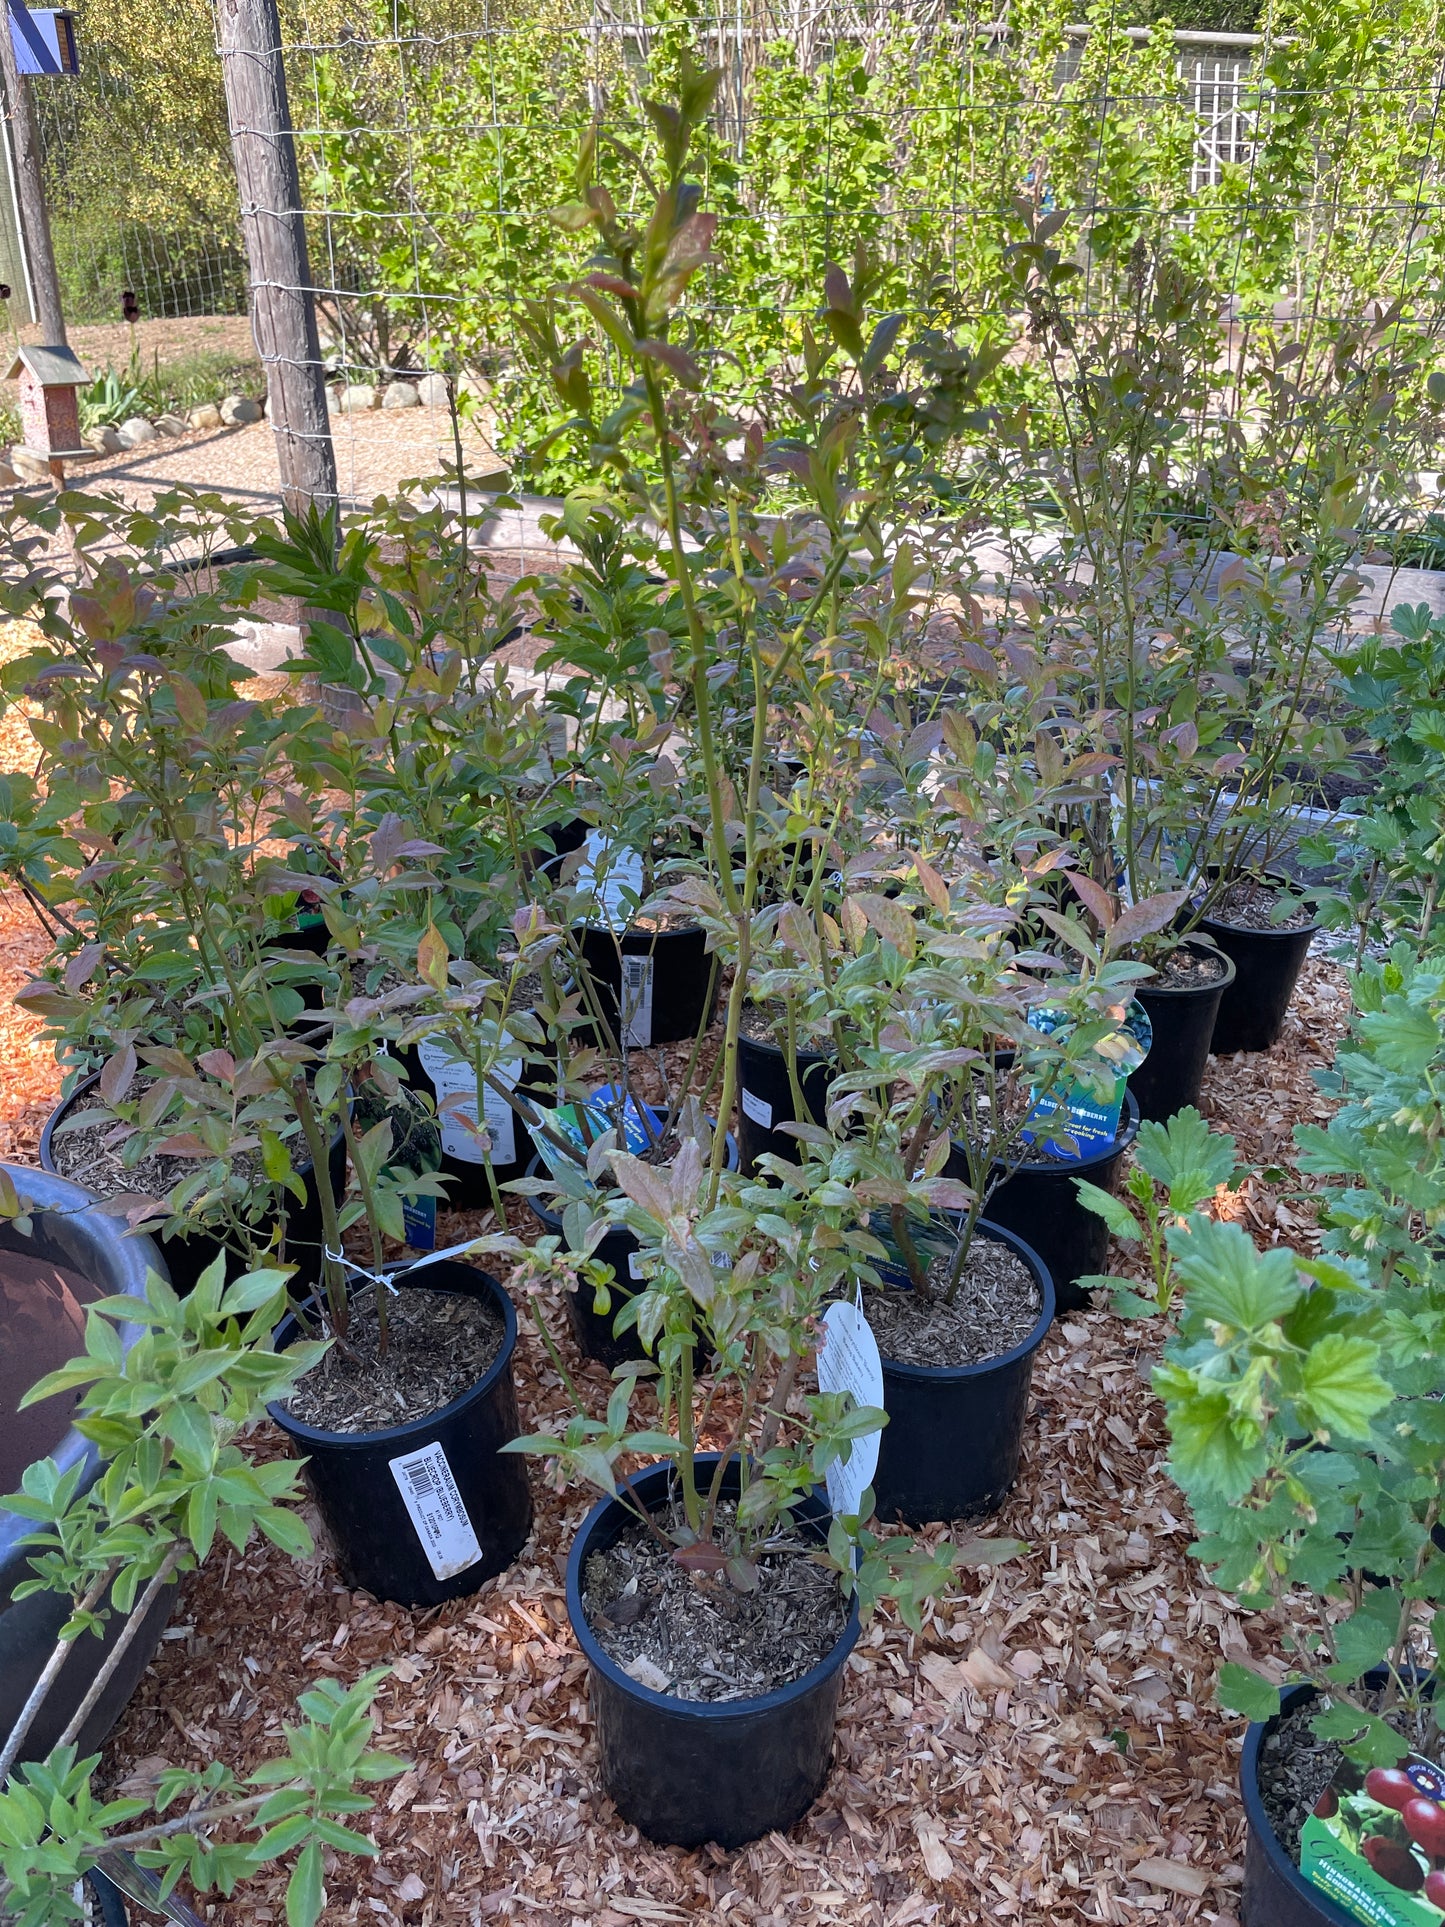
top-left (217, 0), bottom-right (337, 517)
top-left (0, 0), bottom-right (67, 342)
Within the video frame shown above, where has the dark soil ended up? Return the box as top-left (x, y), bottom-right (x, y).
top-left (1206, 877), bottom-right (1316, 933)
top-left (1151, 945), bottom-right (1229, 988)
top-left (864, 1235), bottom-right (1040, 1369)
top-left (283, 1281), bottom-right (504, 1433)
top-left (1257, 1695), bottom-right (1442, 1868)
top-left (737, 1003), bottom-right (832, 1050)
top-left (47, 1079), bottom-right (271, 1204)
top-left (581, 1498), bottom-right (848, 1702)
top-left (0, 1250), bottom-right (97, 1491)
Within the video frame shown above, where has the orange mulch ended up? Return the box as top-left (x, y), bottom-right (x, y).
top-left (72, 957), bottom-right (1348, 1927)
top-left (0, 607), bottom-right (1358, 1925)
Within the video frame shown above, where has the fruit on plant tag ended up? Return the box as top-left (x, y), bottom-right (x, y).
top-left (1303, 1750), bottom-right (1445, 1921)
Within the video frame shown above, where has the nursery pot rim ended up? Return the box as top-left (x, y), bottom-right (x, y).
top-left (1240, 1670), bottom-right (1430, 1927)
top-left (565, 1452), bottom-right (861, 1721)
top-left (872, 1217), bottom-right (1056, 1386)
top-left (265, 1259), bottom-right (519, 1452)
top-left (952, 1087), bottom-right (1142, 1178)
top-left (1196, 865), bottom-right (1322, 940)
top-left (737, 1017), bottom-right (835, 1066)
top-left (1135, 935), bottom-right (1238, 999)
top-left (0, 1164), bottom-right (160, 1566)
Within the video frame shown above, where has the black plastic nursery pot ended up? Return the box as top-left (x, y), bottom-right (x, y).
top-left (1200, 875), bottom-right (1320, 1057)
top-left (40, 1074), bottom-right (347, 1297)
top-left (267, 1261), bottom-right (532, 1608)
top-left (1, 1166), bottom-right (174, 1764)
top-left (737, 1028), bottom-right (835, 1176)
top-left (871, 1220), bottom-right (1056, 1527)
top-left (566, 1454), bottom-right (860, 1849)
top-left (945, 1092), bottom-right (1141, 1312)
top-left (1240, 1679), bottom-right (1382, 1927)
top-left (526, 1121), bottom-right (739, 1368)
top-left (576, 921), bottom-right (720, 1049)
top-left (1126, 940), bottom-right (1238, 1124)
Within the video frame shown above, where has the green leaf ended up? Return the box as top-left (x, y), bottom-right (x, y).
top-left (1217, 1662), bottom-right (1280, 1721)
top-left (1073, 1180), bottom-right (1139, 1240)
top-left (287, 1841), bottom-right (326, 1927)
top-left (1298, 1333), bottom-right (1391, 1440)
top-left (1170, 1218), bottom-right (1300, 1330)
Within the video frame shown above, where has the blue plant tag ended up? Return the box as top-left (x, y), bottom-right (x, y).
top-left (402, 1192), bottom-right (437, 1251)
top-left (1021, 1000), bottom-right (1153, 1160)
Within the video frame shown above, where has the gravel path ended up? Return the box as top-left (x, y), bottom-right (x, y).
top-left (47, 407), bottom-right (499, 524)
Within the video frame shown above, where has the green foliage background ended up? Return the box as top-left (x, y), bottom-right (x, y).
top-left (28, 0), bottom-right (1445, 490)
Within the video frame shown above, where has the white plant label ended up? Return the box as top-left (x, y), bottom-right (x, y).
top-left (627, 1250), bottom-right (647, 1282)
top-left (816, 1298), bottom-right (885, 1521)
top-left (388, 1441), bottom-right (482, 1581)
top-left (417, 1039), bottom-right (520, 1166)
top-left (740, 1088), bottom-right (773, 1130)
top-left (575, 831), bottom-right (644, 929)
top-left (619, 954), bottom-right (655, 1048)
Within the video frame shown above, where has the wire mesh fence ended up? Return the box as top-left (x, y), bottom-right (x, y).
top-left (247, 0), bottom-right (1444, 500)
top-left (13, 0), bottom-right (1445, 515)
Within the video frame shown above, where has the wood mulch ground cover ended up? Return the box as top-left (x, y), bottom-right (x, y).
top-left (0, 617), bottom-right (1358, 1925)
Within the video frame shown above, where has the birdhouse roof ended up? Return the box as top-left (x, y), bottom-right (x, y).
top-left (6, 344), bottom-right (89, 386)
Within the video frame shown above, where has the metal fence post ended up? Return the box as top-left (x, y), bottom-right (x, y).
top-left (217, 0), bottom-right (337, 517)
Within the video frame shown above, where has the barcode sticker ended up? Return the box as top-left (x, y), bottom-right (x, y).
top-left (417, 1039), bottom-right (520, 1166)
top-left (388, 1441), bottom-right (483, 1580)
top-left (620, 955), bottom-right (655, 1048)
top-left (740, 1088), bottom-right (773, 1129)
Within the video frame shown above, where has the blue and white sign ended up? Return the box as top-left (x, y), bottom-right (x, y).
top-left (9, 4), bottom-right (79, 77)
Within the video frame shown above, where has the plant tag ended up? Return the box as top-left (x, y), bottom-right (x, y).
top-left (740, 1088), bottom-right (773, 1129)
top-left (619, 954), bottom-right (655, 1047)
top-left (575, 831), bottom-right (644, 929)
top-left (1301, 1750), bottom-right (1445, 1924)
top-left (417, 1039), bottom-right (520, 1166)
top-left (816, 1298), bottom-right (884, 1521)
top-left (401, 1192), bottom-right (436, 1251)
top-left (1021, 998), bottom-right (1152, 1159)
top-left (388, 1441), bottom-right (482, 1581)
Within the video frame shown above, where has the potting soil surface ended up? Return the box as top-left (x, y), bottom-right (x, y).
top-left (284, 1285), bottom-right (506, 1434)
top-left (581, 1501), bottom-right (848, 1703)
top-left (1151, 945), bottom-right (1230, 987)
top-left (0, 613), bottom-right (1366, 1925)
top-left (863, 1237), bottom-right (1041, 1369)
top-left (1206, 878), bottom-right (1316, 933)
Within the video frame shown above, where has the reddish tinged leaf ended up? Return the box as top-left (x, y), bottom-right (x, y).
top-left (1107, 890), bottom-right (1190, 956)
top-left (197, 1049), bottom-right (236, 1083)
top-left (153, 1134), bottom-right (212, 1158)
top-left (662, 211), bottom-right (718, 276)
top-left (672, 1542), bottom-right (729, 1575)
top-left (98, 1042), bottom-right (137, 1107)
top-left (1068, 872), bottom-right (1116, 929)
top-left (636, 339), bottom-right (702, 388)
top-left (583, 273), bottom-right (640, 301)
top-left (62, 942), bottom-right (105, 993)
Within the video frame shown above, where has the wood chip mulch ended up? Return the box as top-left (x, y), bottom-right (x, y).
top-left (68, 958), bottom-right (1348, 1927)
top-left (0, 615), bottom-right (1358, 1923)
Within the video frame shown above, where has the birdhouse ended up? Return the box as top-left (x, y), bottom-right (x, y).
top-left (6, 344), bottom-right (89, 460)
